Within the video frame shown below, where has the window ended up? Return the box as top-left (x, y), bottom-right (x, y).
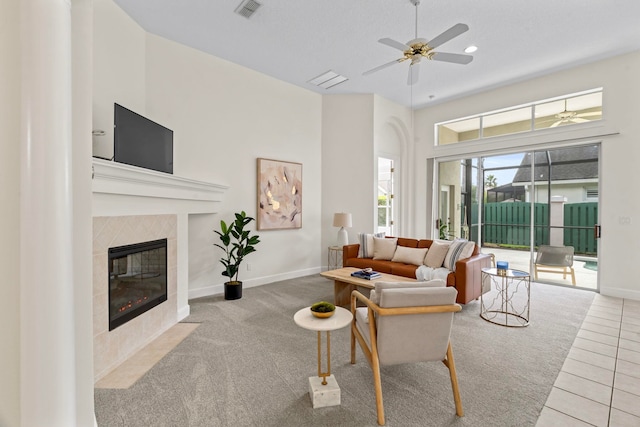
top-left (377, 157), bottom-right (394, 235)
top-left (436, 89), bottom-right (603, 145)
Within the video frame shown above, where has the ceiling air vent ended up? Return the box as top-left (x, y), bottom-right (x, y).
top-left (235, 0), bottom-right (262, 19)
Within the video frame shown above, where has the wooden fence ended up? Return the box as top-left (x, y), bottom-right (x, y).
top-left (479, 202), bottom-right (597, 255)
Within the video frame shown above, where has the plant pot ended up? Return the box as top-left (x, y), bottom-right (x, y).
top-left (224, 281), bottom-right (243, 300)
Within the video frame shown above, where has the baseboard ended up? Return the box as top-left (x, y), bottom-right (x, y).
top-left (600, 286), bottom-right (640, 301)
top-left (177, 305), bottom-right (191, 321)
top-left (188, 267), bottom-right (322, 300)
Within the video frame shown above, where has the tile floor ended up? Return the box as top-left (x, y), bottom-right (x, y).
top-left (536, 294), bottom-right (640, 427)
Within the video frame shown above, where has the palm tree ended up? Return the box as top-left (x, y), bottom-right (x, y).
top-left (485, 174), bottom-right (498, 189)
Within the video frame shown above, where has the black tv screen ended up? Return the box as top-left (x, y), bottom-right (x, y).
top-left (114, 103), bottom-right (173, 174)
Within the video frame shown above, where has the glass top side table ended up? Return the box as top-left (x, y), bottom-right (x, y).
top-left (480, 267), bottom-right (530, 327)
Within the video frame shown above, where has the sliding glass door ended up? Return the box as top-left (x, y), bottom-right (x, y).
top-left (437, 144), bottom-right (600, 290)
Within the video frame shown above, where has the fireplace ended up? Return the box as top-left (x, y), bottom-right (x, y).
top-left (108, 238), bottom-right (168, 331)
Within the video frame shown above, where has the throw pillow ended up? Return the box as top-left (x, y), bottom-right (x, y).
top-left (357, 232), bottom-right (385, 258)
top-left (372, 237), bottom-right (398, 260)
top-left (443, 239), bottom-right (476, 271)
top-left (370, 279), bottom-right (446, 304)
top-left (423, 240), bottom-right (451, 268)
top-left (391, 246), bottom-right (428, 266)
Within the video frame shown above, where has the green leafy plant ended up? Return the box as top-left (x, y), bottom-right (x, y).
top-left (438, 219), bottom-right (449, 240)
top-left (214, 211), bottom-right (260, 283)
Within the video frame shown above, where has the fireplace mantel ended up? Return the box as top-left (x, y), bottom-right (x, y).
top-left (92, 158), bottom-right (228, 216)
top-left (92, 159), bottom-right (229, 379)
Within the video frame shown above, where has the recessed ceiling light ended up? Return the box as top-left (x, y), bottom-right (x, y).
top-left (464, 45), bottom-right (478, 54)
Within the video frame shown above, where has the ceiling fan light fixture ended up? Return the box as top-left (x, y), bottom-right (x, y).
top-left (464, 45), bottom-right (478, 53)
top-left (362, 0), bottom-right (472, 85)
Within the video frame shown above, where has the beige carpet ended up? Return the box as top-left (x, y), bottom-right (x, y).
top-left (95, 323), bottom-right (199, 389)
top-left (95, 274), bottom-right (594, 426)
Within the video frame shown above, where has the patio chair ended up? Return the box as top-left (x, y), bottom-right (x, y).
top-left (350, 285), bottom-right (463, 425)
top-left (534, 245), bottom-right (576, 285)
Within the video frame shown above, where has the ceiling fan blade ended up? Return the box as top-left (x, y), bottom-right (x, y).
top-left (427, 23), bottom-right (469, 49)
top-left (570, 118), bottom-right (590, 124)
top-left (576, 112), bottom-right (602, 118)
top-left (363, 58), bottom-right (406, 76)
top-left (430, 51), bottom-right (473, 65)
top-left (408, 62), bottom-right (420, 86)
top-left (379, 38), bottom-right (410, 51)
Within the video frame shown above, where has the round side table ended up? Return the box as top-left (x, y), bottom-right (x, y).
top-left (480, 267), bottom-right (530, 327)
top-left (293, 306), bottom-right (352, 408)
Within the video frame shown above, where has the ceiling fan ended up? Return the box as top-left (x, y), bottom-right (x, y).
top-left (363, 0), bottom-right (473, 85)
top-left (547, 100), bottom-right (602, 127)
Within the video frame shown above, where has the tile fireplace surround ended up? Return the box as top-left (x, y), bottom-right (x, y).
top-left (92, 159), bottom-right (227, 380)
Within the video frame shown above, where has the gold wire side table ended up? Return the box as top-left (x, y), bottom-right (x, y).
top-left (480, 267), bottom-right (530, 327)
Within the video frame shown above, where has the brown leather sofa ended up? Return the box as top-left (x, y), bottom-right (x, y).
top-left (342, 237), bottom-right (492, 304)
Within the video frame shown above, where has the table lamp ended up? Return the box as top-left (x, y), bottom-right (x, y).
top-left (333, 213), bottom-right (352, 247)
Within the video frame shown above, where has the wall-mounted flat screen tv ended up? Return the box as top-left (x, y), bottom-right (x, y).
top-left (114, 103), bottom-right (174, 174)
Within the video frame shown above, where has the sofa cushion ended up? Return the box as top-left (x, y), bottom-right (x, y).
top-left (424, 240), bottom-right (451, 268)
top-left (373, 237), bottom-right (398, 260)
top-left (390, 263), bottom-right (420, 278)
top-left (443, 239), bottom-right (476, 271)
top-left (357, 232), bottom-right (385, 258)
top-left (391, 246), bottom-right (428, 265)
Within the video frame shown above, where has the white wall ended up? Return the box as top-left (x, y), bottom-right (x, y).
top-left (321, 95), bottom-right (375, 255)
top-left (0, 0), bottom-right (21, 424)
top-left (92, 0), bottom-right (146, 160)
top-left (415, 50), bottom-right (640, 300)
top-left (320, 94), bottom-right (413, 260)
top-left (93, 1), bottom-right (323, 298)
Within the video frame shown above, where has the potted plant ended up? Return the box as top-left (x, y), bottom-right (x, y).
top-left (214, 211), bottom-right (261, 300)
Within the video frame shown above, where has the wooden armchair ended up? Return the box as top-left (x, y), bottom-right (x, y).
top-left (350, 285), bottom-right (463, 425)
top-left (534, 245), bottom-right (576, 285)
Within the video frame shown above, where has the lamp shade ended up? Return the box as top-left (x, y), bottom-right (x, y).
top-left (333, 213), bottom-right (352, 228)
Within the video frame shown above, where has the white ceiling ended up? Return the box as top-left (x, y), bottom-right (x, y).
top-left (113, 0), bottom-right (640, 109)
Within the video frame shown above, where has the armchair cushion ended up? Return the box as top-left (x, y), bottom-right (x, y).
top-left (369, 279), bottom-right (446, 304)
top-left (377, 287), bottom-right (458, 365)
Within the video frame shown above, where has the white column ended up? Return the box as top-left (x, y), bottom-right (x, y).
top-left (72, 0), bottom-right (97, 425)
top-left (0, 1), bottom-right (22, 425)
top-left (20, 0), bottom-right (77, 425)
top-left (549, 195), bottom-right (567, 246)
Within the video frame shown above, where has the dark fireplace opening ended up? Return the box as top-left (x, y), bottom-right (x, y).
top-left (108, 238), bottom-right (168, 331)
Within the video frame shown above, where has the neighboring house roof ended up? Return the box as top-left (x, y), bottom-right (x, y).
top-left (511, 145), bottom-right (598, 183)
top-left (486, 182), bottom-right (526, 202)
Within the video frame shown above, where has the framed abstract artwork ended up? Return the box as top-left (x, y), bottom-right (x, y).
top-left (257, 158), bottom-right (302, 230)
